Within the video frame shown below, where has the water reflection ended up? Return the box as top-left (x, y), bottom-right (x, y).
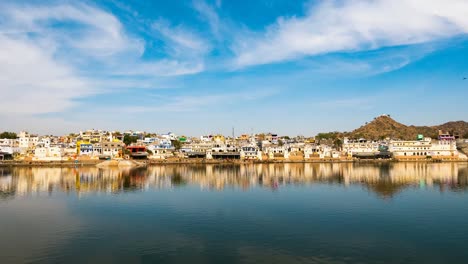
top-left (1, 163), bottom-right (467, 199)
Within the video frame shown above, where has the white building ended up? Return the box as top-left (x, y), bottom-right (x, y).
top-left (304, 144), bottom-right (321, 159)
top-left (102, 142), bottom-right (122, 157)
top-left (212, 143), bottom-right (238, 153)
top-left (0, 139), bottom-right (20, 154)
top-left (34, 146), bottom-right (64, 161)
top-left (0, 138), bottom-right (17, 147)
top-left (319, 145), bottom-right (338, 159)
top-left (342, 137), bottom-right (380, 156)
top-left (264, 146), bottom-right (289, 160)
top-left (148, 145), bottom-right (175, 159)
top-left (240, 146), bottom-right (262, 160)
top-left (18, 131), bottom-right (39, 150)
top-left (92, 141), bottom-right (123, 158)
top-left (161, 132), bottom-right (178, 141)
top-left (389, 137), bottom-right (463, 158)
top-left (200, 135), bottom-right (212, 142)
top-left (37, 137), bottom-right (51, 148)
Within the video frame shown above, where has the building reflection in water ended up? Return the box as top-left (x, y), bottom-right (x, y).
top-left (0, 163), bottom-right (467, 199)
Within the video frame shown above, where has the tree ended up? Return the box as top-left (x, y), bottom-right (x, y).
top-left (333, 139), bottom-right (343, 150)
top-left (123, 134), bottom-right (138, 145)
top-left (0, 132), bottom-right (17, 139)
top-left (278, 139), bottom-right (284, 146)
top-left (464, 132), bottom-right (468, 139)
top-left (316, 132), bottom-right (341, 140)
top-left (172, 140), bottom-right (182, 150)
top-left (123, 148), bottom-right (131, 155)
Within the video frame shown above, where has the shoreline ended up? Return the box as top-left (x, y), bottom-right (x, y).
top-left (0, 158), bottom-right (467, 167)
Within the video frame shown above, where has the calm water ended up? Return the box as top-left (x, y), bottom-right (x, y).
top-left (1, 163), bottom-right (468, 264)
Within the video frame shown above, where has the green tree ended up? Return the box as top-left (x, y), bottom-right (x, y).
top-left (123, 148), bottom-right (131, 155)
top-left (172, 140), bottom-right (182, 150)
top-left (464, 132), bottom-right (468, 139)
top-left (333, 139), bottom-right (343, 150)
top-left (123, 134), bottom-right (138, 145)
top-left (316, 132), bottom-right (341, 140)
top-left (0, 132), bottom-right (17, 139)
top-left (278, 139), bottom-right (284, 146)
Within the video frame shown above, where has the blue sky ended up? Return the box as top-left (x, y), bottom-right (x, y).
top-left (1, 0), bottom-right (467, 136)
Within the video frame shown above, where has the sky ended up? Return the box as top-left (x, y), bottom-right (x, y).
top-left (1, 0), bottom-right (467, 136)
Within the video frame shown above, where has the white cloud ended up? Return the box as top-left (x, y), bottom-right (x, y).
top-left (297, 44), bottom-right (436, 76)
top-left (0, 2), bottom-right (206, 117)
top-left (152, 19), bottom-right (211, 59)
top-left (232, 0), bottom-right (468, 68)
top-left (1, 3), bottom-right (143, 57)
top-left (193, 0), bottom-right (221, 39)
top-left (0, 35), bottom-right (92, 114)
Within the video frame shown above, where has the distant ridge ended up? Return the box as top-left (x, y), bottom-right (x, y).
top-left (345, 115), bottom-right (468, 140)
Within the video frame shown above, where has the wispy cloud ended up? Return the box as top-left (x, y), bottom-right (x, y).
top-left (297, 44), bottom-right (437, 77)
top-left (1, 3), bottom-right (143, 57)
top-left (151, 19), bottom-right (211, 60)
top-left (232, 0), bottom-right (468, 68)
top-left (193, 0), bottom-right (221, 39)
top-left (0, 34), bottom-right (92, 114)
top-left (0, 2), bottom-right (206, 115)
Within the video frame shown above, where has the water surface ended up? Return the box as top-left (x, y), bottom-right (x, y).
top-left (1, 163), bottom-right (468, 263)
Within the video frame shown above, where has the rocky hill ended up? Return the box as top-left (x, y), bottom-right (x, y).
top-left (346, 115), bottom-right (468, 140)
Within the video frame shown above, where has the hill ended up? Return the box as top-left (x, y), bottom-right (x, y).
top-left (345, 115), bottom-right (468, 140)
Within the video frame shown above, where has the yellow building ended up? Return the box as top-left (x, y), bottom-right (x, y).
top-left (239, 134), bottom-right (250, 141)
top-left (76, 141), bottom-right (93, 155)
top-left (212, 135), bottom-right (225, 143)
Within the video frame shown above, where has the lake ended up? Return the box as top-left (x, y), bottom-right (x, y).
top-left (1, 163), bottom-right (468, 263)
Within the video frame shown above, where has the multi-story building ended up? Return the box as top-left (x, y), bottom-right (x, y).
top-left (389, 137), bottom-right (463, 159)
top-left (34, 146), bottom-right (64, 161)
top-left (265, 133), bottom-right (279, 144)
top-left (76, 141), bottom-right (94, 156)
top-left (79, 129), bottom-right (104, 143)
top-left (0, 138), bottom-right (20, 155)
top-left (91, 141), bottom-right (123, 158)
top-left (18, 131), bottom-right (39, 151)
top-left (342, 137), bottom-right (381, 157)
top-left (240, 146), bottom-right (262, 160)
